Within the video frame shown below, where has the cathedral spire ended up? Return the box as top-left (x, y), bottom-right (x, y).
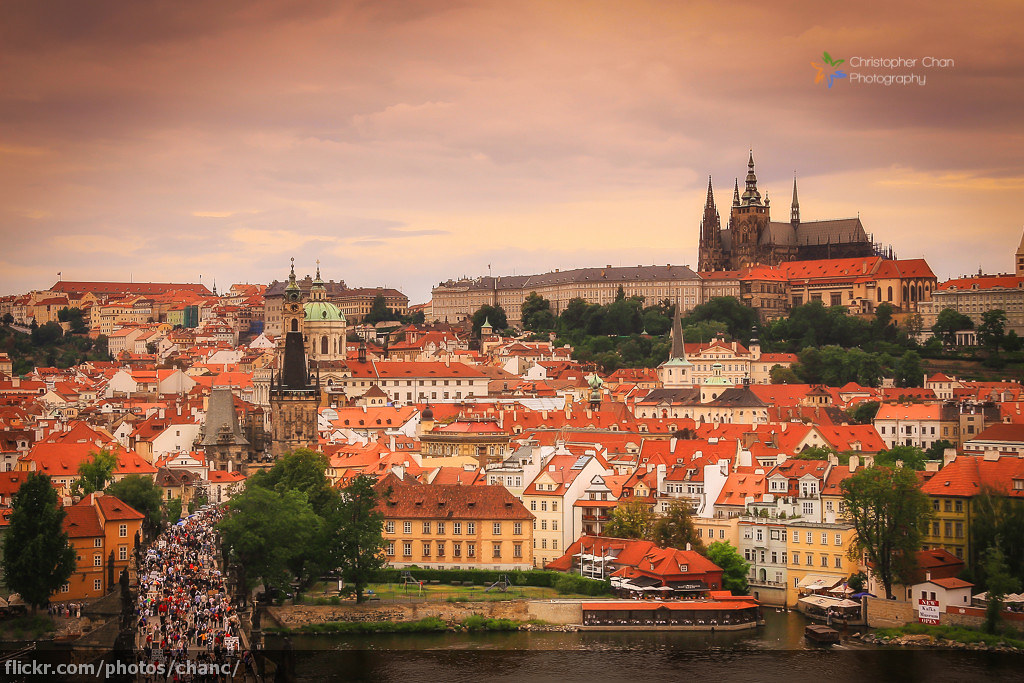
top-left (285, 257), bottom-right (299, 293)
top-left (705, 175), bottom-right (716, 211)
top-left (670, 299), bottom-right (686, 362)
top-left (791, 175), bottom-right (800, 226)
top-left (741, 150), bottom-right (762, 206)
top-left (732, 178), bottom-right (741, 207)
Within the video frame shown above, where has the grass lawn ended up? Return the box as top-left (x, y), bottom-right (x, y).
top-left (299, 581), bottom-right (595, 603)
top-left (875, 622), bottom-right (1024, 649)
top-left (0, 615), bottom-right (56, 641)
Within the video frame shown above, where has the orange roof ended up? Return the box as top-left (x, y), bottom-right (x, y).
top-left (921, 456), bottom-right (1024, 498)
top-left (939, 275), bottom-right (1024, 291)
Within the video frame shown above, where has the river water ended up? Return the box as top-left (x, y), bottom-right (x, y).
top-left (266, 610), bottom-right (1022, 682)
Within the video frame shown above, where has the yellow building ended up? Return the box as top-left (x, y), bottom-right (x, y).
top-left (785, 520), bottom-right (858, 605)
top-left (377, 474), bottom-right (534, 571)
top-left (59, 493), bottom-right (144, 602)
top-left (695, 515), bottom-right (740, 548)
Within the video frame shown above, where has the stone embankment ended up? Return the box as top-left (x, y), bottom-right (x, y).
top-left (855, 631), bottom-right (1023, 653)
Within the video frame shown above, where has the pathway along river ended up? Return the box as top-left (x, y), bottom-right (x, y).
top-left (266, 610), bottom-right (1022, 682)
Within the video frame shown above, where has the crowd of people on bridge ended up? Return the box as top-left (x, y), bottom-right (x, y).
top-left (134, 506), bottom-right (255, 681)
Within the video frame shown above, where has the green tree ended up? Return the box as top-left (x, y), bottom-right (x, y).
top-left (977, 309), bottom-right (1007, 351)
top-left (32, 321), bottom-right (64, 346)
top-left (603, 499), bottom-right (656, 540)
top-left (841, 466), bottom-right (932, 598)
top-left (107, 475), bottom-right (164, 536)
top-left (649, 501), bottom-right (704, 552)
top-left (521, 292), bottom-right (554, 331)
top-left (683, 297), bottom-right (758, 343)
top-left (1004, 329), bottom-right (1023, 353)
top-left (848, 401), bottom-right (880, 425)
top-left (471, 305), bottom-right (508, 337)
top-left (2, 312), bottom-right (13, 326)
top-left (166, 497), bottom-right (183, 525)
top-left (325, 475), bottom-right (388, 603)
top-left (2, 473), bottom-right (76, 611)
top-left (924, 440), bottom-right (956, 462)
top-left (794, 445), bottom-right (837, 461)
top-left (969, 492), bottom-right (1024, 590)
top-left (847, 571), bottom-right (867, 593)
top-left (248, 448), bottom-right (338, 511)
top-left (71, 448), bottom-right (118, 496)
top-left (982, 543), bottom-right (1020, 634)
top-left (875, 445), bottom-right (927, 471)
top-left (57, 307), bottom-right (88, 334)
top-left (364, 294), bottom-right (400, 325)
top-left (602, 296), bottom-right (643, 336)
top-left (218, 486), bottom-right (322, 597)
top-left (932, 308), bottom-right (973, 346)
top-left (895, 351), bottom-right (924, 388)
top-left (706, 541), bottom-right (750, 594)
top-left (769, 365), bottom-right (801, 384)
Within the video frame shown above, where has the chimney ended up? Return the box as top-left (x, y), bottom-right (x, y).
top-left (863, 454), bottom-right (875, 468)
top-left (828, 453), bottom-right (839, 467)
top-left (943, 448), bottom-right (956, 467)
top-left (926, 570), bottom-right (931, 582)
top-left (848, 455), bottom-right (860, 472)
top-left (670, 437), bottom-right (677, 454)
top-left (389, 434), bottom-right (396, 451)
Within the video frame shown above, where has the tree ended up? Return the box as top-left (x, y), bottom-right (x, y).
top-left (977, 309), bottom-right (1007, 351)
top-left (1004, 329), bottom-right (1023, 353)
top-left (794, 445), bottom-right (837, 461)
top-left (2, 473), bottom-right (76, 611)
top-left (2, 312), bottom-right (13, 326)
top-left (166, 497), bottom-right (183, 525)
top-left (970, 491), bottom-right (1024, 590)
top-left (924, 439), bottom-right (956, 461)
top-left (706, 541), bottom-right (750, 594)
top-left (32, 321), bottom-right (64, 346)
top-left (847, 571), bottom-right (868, 593)
top-left (769, 365), bottom-right (800, 384)
top-left (932, 308), bottom-right (973, 346)
top-left (603, 499), bottom-right (656, 540)
top-left (71, 448), bottom-right (118, 496)
top-left (982, 543), bottom-right (1020, 634)
top-left (650, 501), bottom-right (704, 552)
top-left (57, 307), bottom-right (88, 334)
top-left (875, 445), bottom-right (927, 471)
top-left (894, 351), bottom-right (924, 388)
top-left (107, 475), bottom-right (164, 536)
top-left (683, 297), bottom-right (758, 343)
top-left (218, 486), bottom-right (322, 597)
top-left (363, 294), bottom-right (400, 325)
top-left (840, 466), bottom-right (932, 598)
top-left (521, 292), bottom-right (554, 331)
top-left (247, 448), bottom-right (338, 511)
top-left (848, 401), bottom-right (880, 425)
top-left (324, 475), bottom-right (388, 603)
top-left (471, 305), bottom-right (507, 337)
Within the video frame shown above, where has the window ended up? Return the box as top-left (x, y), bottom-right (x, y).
top-left (454, 522), bottom-right (462, 535)
top-left (781, 552), bottom-right (787, 564)
top-left (514, 522), bottom-right (522, 535)
top-left (770, 529), bottom-right (780, 540)
top-left (835, 534), bottom-right (842, 546)
top-left (834, 556), bottom-right (842, 568)
top-left (794, 577), bottom-right (800, 588)
top-left (821, 533), bottom-right (828, 545)
top-left (792, 554), bottom-right (799, 565)
top-left (94, 579), bottom-right (103, 592)
top-left (552, 502), bottom-right (557, 512)
top-left (530, 501), bottom-right (537, 511)
top-left (771, 551), bottom-right (777, 564)
top-left (541, 520), bottom-right (547, 530)
top-left (403, 543), bottom-right (412, 556)
top-left (806, 554), bottom-right (813, 566)
top-left (820, 555), bottom-right (828, 568)
top-left (944, 521), bottom-right (953, 538)
top-left (552, 520), bottom-right (558, 531)
top-left (119, 545), bottom-right (127, 561)
top-left (454, 543), bottom-right (462, 557)
top-left (806, 532), bottom-right (813, 544)
top-left (493, 543), bottom-right (502, 558)
top-left (781, 529), bottom-right (787, 541)
top-left (514, 543), bottom-right (523, 558)
top-left (944, 500), bottom-right (952, 512)
top-left (94, 538), bottom-right (103, 548)
top-left (932, 521), bottom-right (940, 536)
top-left (955, 522), bottom-right (964, 538)
top-left (756, 529), bottom-right (763, 542)
top-left (423, 521), bottom-right (432, 534)
top-left (552, 540), bottom-right (558, 550)
top-left (954, 500), bottom-right (963, 513)
top-left (437, 542), bottom-right (445, 557)
top-left (404, 521), bottom-right (412, 534)
top-left (541, 501), bottom-right (547, 512)
top-left (803, 502), bottom-right (814, 516)
top-left (386, 521), bottom-right (395, 534)
top-left (468, 543), bottom-right (476, 557)
top-left (493, 522), bottom-right (502, 535)
top-left (387, 543), bottom-right (395, 556)
top-left (422, 543), bottom-right (431, 557)
top-left (61, 584), bottom-right (69, 594)
top-left (119, 524), bottom-right (127, 538)
top-left (541, 539), bottom-right (547, 549)
top-left (932, 500), bottom-right (940, 512)
top-left (467, 522), bottom-right (476, 535)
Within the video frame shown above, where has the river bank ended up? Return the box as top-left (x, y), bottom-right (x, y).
top-left (855, 623), bottom-right (1024, 653)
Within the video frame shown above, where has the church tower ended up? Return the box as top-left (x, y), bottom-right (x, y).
top-left (791, 176), bottom-right (801, 227)
top-left (698, 176), bottom-right (728, 272)
top-left (1016, 227), bottom-right (1024, 277)
top-left (269, 258), bottom-right (320, 459)
top-left (728, 151), bottom-right (772, 269)
top-left (657, 298), bottom-right (693, 389)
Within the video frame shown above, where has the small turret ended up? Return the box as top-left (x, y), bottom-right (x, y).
top-left (791, 175), bottom-right (801, 226)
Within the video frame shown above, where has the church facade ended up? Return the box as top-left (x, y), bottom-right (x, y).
top-left (698, 153), bottom-right (881, 272)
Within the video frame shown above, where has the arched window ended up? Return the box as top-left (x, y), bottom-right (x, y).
top-left (290, 318), bottom-right (298, 332)
top-left (876, 287), bottom-right (882, 301)
top-left (887, 286), bottom-right (893, 301)
top-left (902, 286), bottom-right (908, 302)
top-left (321, 336), bottom-right (328, 355)
top-left (917, 284), bottom-right (923, 301)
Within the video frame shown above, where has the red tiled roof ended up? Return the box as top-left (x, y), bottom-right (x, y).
top-left (375, 473), bottom-right (531, 520)
top-left (921, 456), bottom-right (1024, 498)
top-left (938, 275), bottom-right (1024, 291)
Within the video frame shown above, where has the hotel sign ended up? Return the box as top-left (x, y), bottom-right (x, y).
top-left (918, 599), bottom-right (940, 625)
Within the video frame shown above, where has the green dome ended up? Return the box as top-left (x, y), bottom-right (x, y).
top-left (303, 301), bottom-right (346, 323)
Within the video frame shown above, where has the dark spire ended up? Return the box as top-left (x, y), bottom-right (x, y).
top-left (700, 175), bottom-right (722, 247)
top-left (741, 150), bottom-right (762, 206)
top-left (732, 178), bottom-right (741, 207)
top-left (670, 299), bottom-right (686, 361)
top-left (705, 175), bottom-right (716, 211)
top-left (791, 175), bottom-right (800, 226)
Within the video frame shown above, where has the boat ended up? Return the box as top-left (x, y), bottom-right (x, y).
top-left (804, 624), bottom-right (840, 645)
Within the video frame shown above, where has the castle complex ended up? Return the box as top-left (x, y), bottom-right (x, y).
top-left (698, 153), bottom-right (883, 272)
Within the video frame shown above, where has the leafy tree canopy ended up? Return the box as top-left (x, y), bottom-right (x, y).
top-left (107, 474), bottom-right (164, 533)
top-left (603, 499), bottom-right (655, 540)
top-left (72, 448), bottom-right (118, 496)
top-left (706, 541), bottom-right (750, 594)
top-left (650, 501), bottom-right (705, 553)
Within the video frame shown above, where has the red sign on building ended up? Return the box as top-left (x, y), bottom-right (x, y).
top-left (918, 599), bottom-right (940, 625)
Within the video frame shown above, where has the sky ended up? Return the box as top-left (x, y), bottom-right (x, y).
top-left (2, 0), bottom-right (1022, 304)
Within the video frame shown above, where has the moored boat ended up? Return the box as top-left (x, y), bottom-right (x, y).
top-left (804, 624), bottom-right (840, 645)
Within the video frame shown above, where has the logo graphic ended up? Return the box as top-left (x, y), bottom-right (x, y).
top-left (812, 51), bottom-right (847, 89)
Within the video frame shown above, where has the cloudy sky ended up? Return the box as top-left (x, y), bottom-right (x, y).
top-left (2, 0), bottom-right (1022, 303)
